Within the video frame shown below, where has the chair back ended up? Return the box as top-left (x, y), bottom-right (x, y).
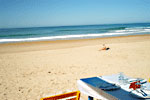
top-left (40, 91), bottom-right (80, 100)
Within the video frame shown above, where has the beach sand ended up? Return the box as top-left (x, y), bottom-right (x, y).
top-left (0, 35), bottom-right (150, 100)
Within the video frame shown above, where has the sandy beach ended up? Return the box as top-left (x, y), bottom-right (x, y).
top-left (0, 34), bottom-right (150, 100)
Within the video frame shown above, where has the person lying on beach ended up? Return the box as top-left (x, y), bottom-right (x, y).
top-left (99, 44), bottom-right (110, 51)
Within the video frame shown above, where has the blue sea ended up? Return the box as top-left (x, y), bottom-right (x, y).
top-left (0, 23), bottom-right (150, 43)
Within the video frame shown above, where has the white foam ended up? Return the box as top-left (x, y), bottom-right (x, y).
top-left (0, 32), bottom-right (130, 43)
top-left (114, 28), bottom-right (150, 33)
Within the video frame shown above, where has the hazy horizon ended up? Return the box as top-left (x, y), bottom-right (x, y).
top-left (1, 22), bottom-right (150, 29)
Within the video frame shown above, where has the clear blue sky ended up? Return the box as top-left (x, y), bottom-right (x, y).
top-left (0, 0), bottom-right (150, 28)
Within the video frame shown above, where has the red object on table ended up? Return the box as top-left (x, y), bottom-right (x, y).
top-left (129, 81), bottom-right (141, 90)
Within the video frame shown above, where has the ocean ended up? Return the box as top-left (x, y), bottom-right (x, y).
top-left (0, 23), bottom-right (150, 43)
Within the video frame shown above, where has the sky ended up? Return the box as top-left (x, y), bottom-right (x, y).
top-left (0, 0), bottom-right (150, 28)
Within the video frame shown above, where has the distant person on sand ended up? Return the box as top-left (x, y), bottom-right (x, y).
top-left (99, 44), bottom-right (110, 51)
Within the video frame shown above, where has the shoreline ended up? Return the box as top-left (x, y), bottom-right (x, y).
top-left (0, 34), bottom-right (150, 54)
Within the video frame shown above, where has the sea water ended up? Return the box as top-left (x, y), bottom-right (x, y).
top-left (0, 23), bottom-right (150, 43)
